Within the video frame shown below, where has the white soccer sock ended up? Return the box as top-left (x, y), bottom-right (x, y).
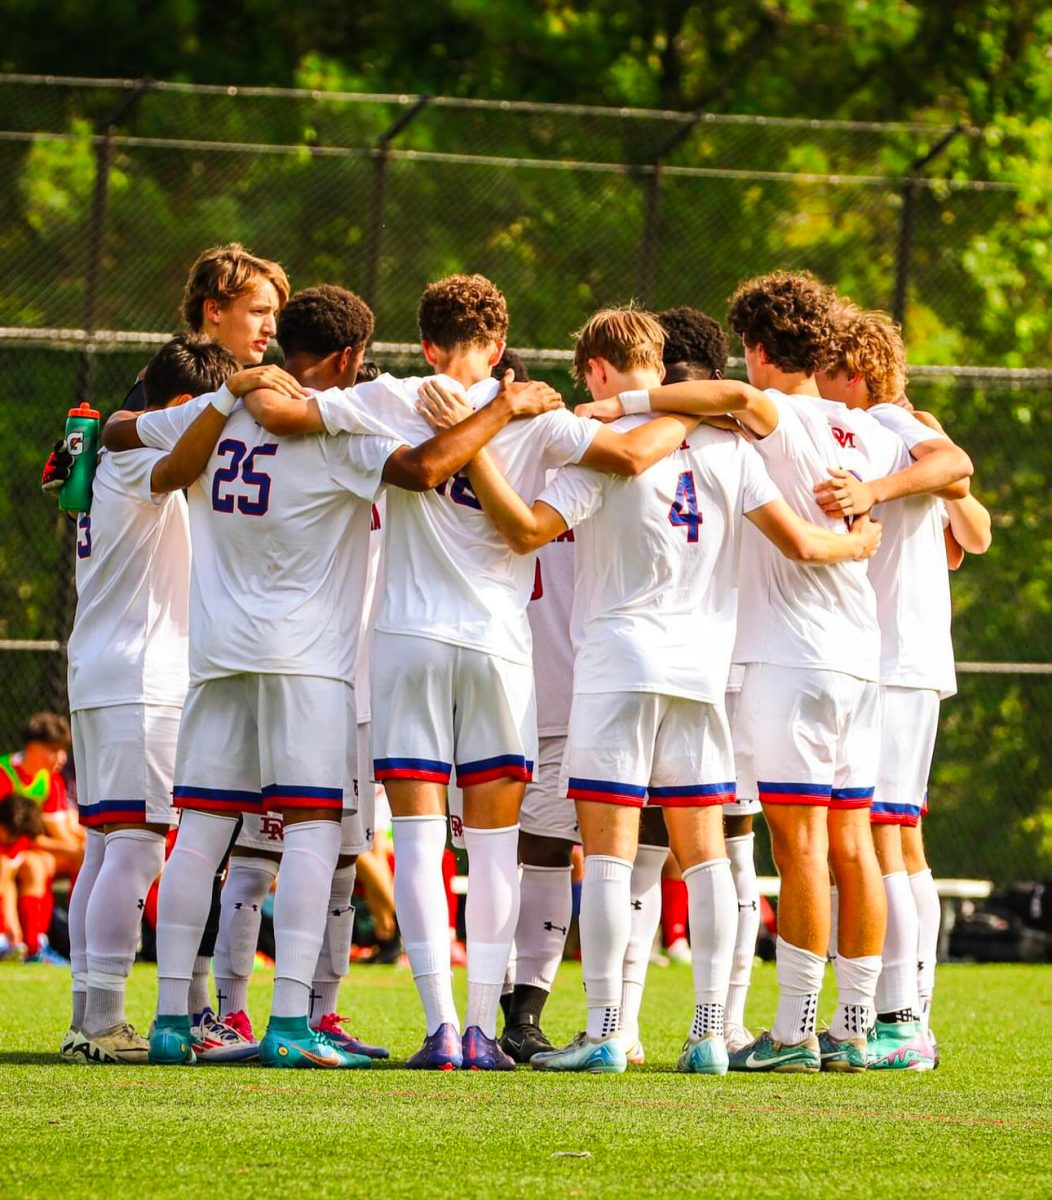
top-left (620, 844), bottom-right (666, 1045)
top-left (310, 863), bottom-right (357, 1025)
top-left (875, 870), bottom-right (920, 1016)
top-left (68, 829), bottom-right (105, 1029)
top-left (270, 820), bottom-right (340, 1020)
top-left (683, 857), bottom-right (736, 1040)
top-left (771, 936), bottom-right (825, 1045)
top-left (156, 811), bottom-right (238, 1017)
top-left (513, 865), bottom-right (572, 992)
top-left (910, 867), bottom-right (941, 1032)
top-left (83, 828), bottom-right (165, 1035)
top-left (830, 954), bottom-right (881, 1040)
top-left (393, 816), bottom-right (459, 1034)
top-left (214, 855), bottom-right (277, 1019)
top-left (463, 825), bottom-right (520, 1038)
top-left (580, 855), bottom-right (633, 1041)
top-left (187, 956), bottom-right (213, 1018)
top-left (725, 833), bottom-right (760, 1032)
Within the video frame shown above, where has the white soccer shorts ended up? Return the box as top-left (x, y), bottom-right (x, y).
top-left (72, 704), bottom-right (181, 828)
top-left (519, 735), bottom-right (579, 843)
top-left (562, 692), bottom-right (735, 808)
top-left (871, 686), bottom-right (940, 827)
top-left (735, 663), bottom-right (878, 811)
top-left (173, 674), bottom-right (356, 816)
top-left (371, 631), bottom-right (537, 789)
top-left (236, 811), bottom-right (371, 857)
top-left (723, 667), bottom-right (761, 818)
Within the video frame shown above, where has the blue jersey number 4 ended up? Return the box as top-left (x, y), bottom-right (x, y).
top-left (668, 471), bottom-right (703, 542)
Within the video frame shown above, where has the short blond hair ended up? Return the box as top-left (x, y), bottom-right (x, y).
top-left (180, 243), bottom-right (290, 331)
top-left (824, 307), bottom-right (907, 405)
top-left (573, 307), bottom-right (665, 384)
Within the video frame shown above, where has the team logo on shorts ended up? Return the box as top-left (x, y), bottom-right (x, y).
top-left (261, 815), bottom-right (284, 841)
top-left (449, 814), bottom-right (464, 839)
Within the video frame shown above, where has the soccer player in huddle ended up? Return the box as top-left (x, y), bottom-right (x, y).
top-left (436, 306), bottom-right (884, 1073)
top-left (250, 275), bottom-right (723, 1070)
top-left (61, 334), bottom-right (278, 1063)
top-left (212, 286), bottom-right (394, 1061)
top-left (814, 306), bottom-right (991, 1066)
top-left (574, 276), bottom-right (970, 1072)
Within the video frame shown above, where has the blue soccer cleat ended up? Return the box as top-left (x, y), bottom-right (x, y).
top-left (462, 1025), bottom-right (516, 1071)
top-left (676, 1033), bottom-right (729, 1076)
top-left (406, 1022), bottom-right (463, 1071)
top-left (531, 1031), bottom-right (627, 1074)
top-left (260, 1016), bottom-right (371, 1069)
top-left (149, 1016), bottom-right (197, 1066)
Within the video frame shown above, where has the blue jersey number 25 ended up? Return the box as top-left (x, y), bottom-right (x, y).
top-left (668, 471), bottom-right (703, 543)
top-left (211, 440), bottom-right (278, 516)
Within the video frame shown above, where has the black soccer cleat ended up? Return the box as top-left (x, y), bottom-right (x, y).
top-left (499, 1016), bottom-right (556, 1064)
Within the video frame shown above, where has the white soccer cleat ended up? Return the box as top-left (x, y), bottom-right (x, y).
top-left (625, 1038), bottom-right (646, 1065)
top-left (665, 937), bottom-right (692, 965)
top-left (724, 1024), bottom-right (755, 1055)
top-left (191, 1007), bottom-right (260, 1063)
top-left (531, 1031), bottom-right (628, 1074)
top-left (59, 1026), bottom-right (87, 1062)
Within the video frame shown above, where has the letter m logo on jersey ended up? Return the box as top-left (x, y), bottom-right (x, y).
top-left (831, 426), bottom-right (856, 449)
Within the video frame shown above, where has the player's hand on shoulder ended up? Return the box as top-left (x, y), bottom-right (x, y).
top-left (226, 365), bottom-right (308, 399)
top-left (41, 439), bottom-right (73, 495)
top-left (499, 370), bottom-right (563, 419)
top-left (850, 512), bottom-right (882, 559)
top-left (814, 467), bottom-right (875, 518)
top-left (417, 379), bottom-right (473, 430)
top-left (574, 397), bottom-right (624, 423)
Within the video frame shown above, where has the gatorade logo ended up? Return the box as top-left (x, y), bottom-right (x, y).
top-left (68, 431), bottom-right (85, 456)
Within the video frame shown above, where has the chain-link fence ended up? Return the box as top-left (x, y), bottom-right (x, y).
top-left (0, 75), bottom-right (1048, 886)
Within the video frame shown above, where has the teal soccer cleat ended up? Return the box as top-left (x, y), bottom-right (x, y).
top-left (865, 1019), bottom-right (935, 1071)
top-left (149, 1016), bottom-right (197, 1066)
top-left (676, 1033), bottom-right (729, 1076)
top-left (260, 1016), bottom-right (372, 1069)
top-left (531, 1031), bottom-right (627, 1074)
top-left (727, 1030), bottom-right (820, 1074)
top-left (817, 1029), bottom-right (868, 1073)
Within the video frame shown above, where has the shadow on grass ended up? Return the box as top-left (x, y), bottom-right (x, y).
top-left (0, 1051), bottom-right (66, 1065)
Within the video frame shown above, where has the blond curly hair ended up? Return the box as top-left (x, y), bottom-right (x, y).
top-left (823, 306), bottom-right (907, 406)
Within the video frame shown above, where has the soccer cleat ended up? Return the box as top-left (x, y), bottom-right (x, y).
top-left (406, 1022), bottom-right (463, 1071)
top-left (930, 1028), bottom-right (940, 1069)
top-left (59, 1027), bottom-right (87, 1062)
top-left (725, 1025), bottom-right (754, 1055)
top-left (191, 1007), bottom-right (259, 1063)
top-left (727, 1030), bottom-right (820, 1073)
top-left (677, 1032), bottom-right (729, 1076)
top-left (75, 1022), bottom-right (151, 1065)
top-left (462, 1025), bottom-right (516, 1071)
top-left (314, 1013), bottom-right (390, 1060)
top-left (24, 938), bottom-right (70, 967)
top-left (665, 937), bottom-right (692, 965)
top-left (221, 1009), bottom-right (255, 1043)
top-left (531, 1031), bottom-right (627, 1074)
top-left (817, 1029), bottom-right (868, 1073)
top-left (149, 1016), bottom-right (197, 1066)
top-left (499, 1016), bottom-right (556, 1064)
top-left (259, 1016), bottom-right (371, 1069)
top-left (865, 1019), bottom-right (935, 1071)
top-left (625, 1039), bottom-right (646, 1065)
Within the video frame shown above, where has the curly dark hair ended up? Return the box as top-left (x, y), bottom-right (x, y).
top-left (355, 360), bottom-right (380, 383)
top-left (727, 271), bottom-right (837, 375)
top-left (20, 711), bottom-right (70, 748)
top-left (418, 274), bottom-right (509, 351)
top-left (277, 286), bottom-right (375, 359)
top-left (142, 335), bottom-right (239, 407)
top-left (657, 307), bottom-right (728, 380)
top-left (492, 348), bottom-right (529, 382)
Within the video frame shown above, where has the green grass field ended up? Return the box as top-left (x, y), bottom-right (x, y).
top-left (2, 961), bottom-right (1049, 1199)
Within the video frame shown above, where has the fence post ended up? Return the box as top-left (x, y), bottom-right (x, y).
top-left (636, 111), bottom-right (704, 305)
top-left (50, 79), bottom-right (152, 714)
top-left (365, 95), bottom-right (433, 314)
top-left (892, 123), bottom-right (964, 331)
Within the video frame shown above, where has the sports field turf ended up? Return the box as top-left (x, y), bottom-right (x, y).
top-left (2, 961), bottom-right (1049, 1199)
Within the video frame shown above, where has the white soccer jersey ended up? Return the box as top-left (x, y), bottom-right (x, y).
top-left (136, 393), bottom-right (402, 685)
top-left (355, 495), bottom-right (386, 725)
top-left (318, 373), bottom-right (598, 666)
top-left (732, 390), bottom-right (880, 681)
top-left (865, 403), bottom-right (957, 697)
top-left (67, 447), bottom-right (190, 712)
top-left (540, 417), bottom-right (781, 704)
top-left (529, 529), bottom-right (576, 737)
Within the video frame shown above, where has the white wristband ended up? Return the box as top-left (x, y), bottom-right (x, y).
top-left (209, 384), bottom-right (237, 416)
top-left (619, 389), bottom-right (651, 415)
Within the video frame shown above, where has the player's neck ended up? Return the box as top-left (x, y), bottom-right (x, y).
top-left (20, 745), bottom-right (52, 775)
top-left (283, 353), bottom-right (353, 392)
top-left (427, 347), bottom-right (496, 390)
top-left (758, 367), bottom-right (821, 398)
top-left (594, 368), bottom-right (662, 401)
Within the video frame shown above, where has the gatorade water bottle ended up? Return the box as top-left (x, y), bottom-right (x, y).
top-left (59, 402), bottom-right (101, 514)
